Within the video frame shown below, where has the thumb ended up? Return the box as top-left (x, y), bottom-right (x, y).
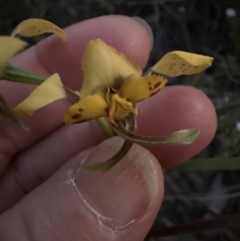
top-left (0, 137), bottom-right (164, 241)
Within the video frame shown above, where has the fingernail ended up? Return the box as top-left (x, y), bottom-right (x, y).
top-left (73, 137), bottom-right (159, 231)
top-left (132, 16), bottom-right (153, 48)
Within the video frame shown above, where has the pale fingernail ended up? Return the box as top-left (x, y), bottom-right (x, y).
top-left (73, 137), bottom-right (159, 231)
top-left (132, 16), bottom-right (153, 48)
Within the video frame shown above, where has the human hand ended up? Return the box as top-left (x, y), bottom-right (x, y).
top-left (0, 16), bottom-right (217, 241)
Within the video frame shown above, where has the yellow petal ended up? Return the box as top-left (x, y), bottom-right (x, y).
top-left (0, 36), bottom-right (27, 75)
top-left (11, 18), bottom-right (66, 41)
top-left (80, 39), bottom-right (142, 97)
top-left (15, 73), bottom-right (66, 116)
top-left (152, 51), bottom-right (213, 77)
top-left (64, 94), bottom-right (108, 124)
top-left (120, 75), bottom-right (167, 103)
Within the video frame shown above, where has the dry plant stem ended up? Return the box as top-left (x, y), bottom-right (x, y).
top-left (147, 213), bottom-right (240, 238)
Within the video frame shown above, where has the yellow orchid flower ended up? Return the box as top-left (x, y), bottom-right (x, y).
top-left (1, 17), bottom-right (214, 172)
top-left (2, 18), bottom-right (213, 129)
top-left (64, 39), bottom-right (168, 126)
top-left (15, 38), bottom-right (213, 127)
top-left (63, 39), bottom-right (213, 126)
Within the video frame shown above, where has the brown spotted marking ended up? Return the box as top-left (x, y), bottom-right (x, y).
top-left (105, 107), bottom-right (109, 114)
top-left (154, 82), bottom-right (161, 89)
top-left (72, 114), bottom-right (81, 119)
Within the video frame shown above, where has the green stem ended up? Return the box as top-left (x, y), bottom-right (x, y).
top-left (2, 64), bottom-right (114, 137)
top-left (3, 64), bottom-right (45, 84)
top-left (96, 117), bottom-right (115, 138)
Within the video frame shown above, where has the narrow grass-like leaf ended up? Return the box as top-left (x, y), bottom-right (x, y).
top-left (170, 157), bottom-right (240, 171)
top-left (83, 140), bottom-right (132, 172)
top-left (0, 93), bottom-right (29, 130)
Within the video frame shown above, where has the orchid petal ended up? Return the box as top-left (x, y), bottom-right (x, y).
top-left (15, 73), bottom-right (66, 116)
top-left (120, 75), bottom-right (167, 103)
top-left (80, 39), bottom-right (142, 97)
top-left (64, 94), bottom-right (108, 124)
top-left (11, 18), bottom-right (66, 41)
top-left (152, 51), bottom-right (213, 77)
top-left (0, 37), bottom-right (27, 75)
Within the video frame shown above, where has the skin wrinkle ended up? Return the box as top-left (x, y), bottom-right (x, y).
top-left (21, 195), bottom-right (74, 241)
top-left (11, 162), bottom-right (29, 194)
top-left (11, 150), bottom-right (46, 193)
top-left (0, 123), bottom-right (19, 164)
top-left (21, 212), bottom-right (35, 241)
top-left (55, 211), bottom-right (74, 241)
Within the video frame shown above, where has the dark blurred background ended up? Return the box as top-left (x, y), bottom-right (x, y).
top-left (1, 0), bottom-right (240, 240)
